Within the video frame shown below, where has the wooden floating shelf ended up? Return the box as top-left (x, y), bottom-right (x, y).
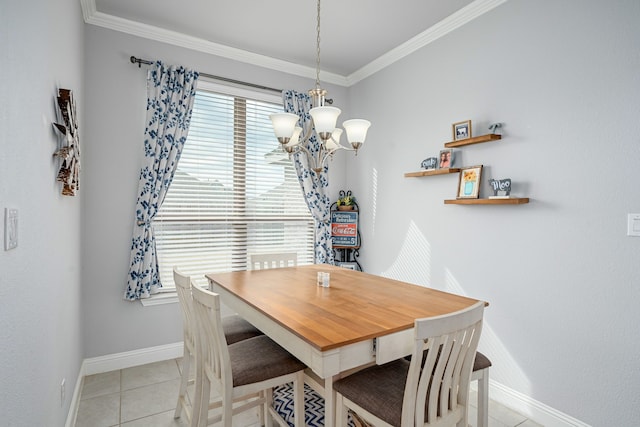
top-left (404, 168), bottom-right (461, 178)
top-left (444, 198), bottom-right (529, 205)
top-left (444, 133), bottom-right (501, 148)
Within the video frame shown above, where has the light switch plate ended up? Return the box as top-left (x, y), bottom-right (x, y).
top-left (627, 213), bottom-right (640, 237)
top-left (4, 208), bottom-right (18, 250)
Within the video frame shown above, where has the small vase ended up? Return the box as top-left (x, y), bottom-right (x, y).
top-left (338, 205), bottom-right (354, 211)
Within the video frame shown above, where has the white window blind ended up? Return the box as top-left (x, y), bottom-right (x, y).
top-left (153, 82), bottom-right (314, 289)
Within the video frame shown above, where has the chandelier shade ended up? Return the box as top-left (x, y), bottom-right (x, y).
top-left (270, 113), bottom-right (299, 142)
top-left (343, 119), bottom-right (371, 148)
top-left (309, 106), bottom-right (341, 139)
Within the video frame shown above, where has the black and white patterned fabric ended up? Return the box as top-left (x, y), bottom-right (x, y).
top-left (273, 383), bottom-right (356, 427)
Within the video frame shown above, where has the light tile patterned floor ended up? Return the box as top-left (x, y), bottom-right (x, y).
top-left (74, 358), bottom-right (542, 427)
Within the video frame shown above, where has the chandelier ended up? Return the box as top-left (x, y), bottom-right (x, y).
top-left (269, 0), bottom-right (371, 173)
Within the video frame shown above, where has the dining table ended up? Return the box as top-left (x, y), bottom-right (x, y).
top-left (206, 264), bottom-right (484, 427)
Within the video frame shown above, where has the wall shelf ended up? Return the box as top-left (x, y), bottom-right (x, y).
top-left (444, 198), bottom-right (529, 205)
top-left (444, 133), bottom-right (501, 148)
top-left (404, 168), bottom-right (461, 178)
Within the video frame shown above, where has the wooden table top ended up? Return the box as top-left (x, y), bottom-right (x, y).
top-left (206, 264), bottom-right (482, 352)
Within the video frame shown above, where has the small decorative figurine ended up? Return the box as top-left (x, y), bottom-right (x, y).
top-left (421, 157), bottom-right (438, 170)
top-left (488, 123), bottom-right (503, 134)
top-left (488, 178), bottom-right (511, 198)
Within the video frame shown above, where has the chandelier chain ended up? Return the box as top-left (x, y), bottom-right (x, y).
top-left (315, 0), bottom-right (321, 89)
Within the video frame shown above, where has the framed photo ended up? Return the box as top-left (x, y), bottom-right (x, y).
top-left (457, 165), bottom-right (483, 199)
top-left (438, 149), bottom-right (454, 169)
top-left (452, 120), bottom-right (472, 141)
top-left (337, 262), bottom-right (358, 270)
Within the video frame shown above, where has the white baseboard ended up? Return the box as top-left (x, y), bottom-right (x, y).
top-left (83, 341), bottom-right (184, 376)
top-left (489, 380), bottom-right (591, 427)
top-left (64, 367), bottom-right (85, 427)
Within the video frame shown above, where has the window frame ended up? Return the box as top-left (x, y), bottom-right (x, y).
top-left (141, 80), bottom-right (313, 306)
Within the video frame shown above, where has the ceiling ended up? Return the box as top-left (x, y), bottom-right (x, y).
top-left (84, 0), bottom-right (504, 86)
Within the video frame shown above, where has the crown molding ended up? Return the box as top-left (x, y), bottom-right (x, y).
top-left (82, 0), bottom-right (508, 88)
top-left (347, 0), bottom-right (509, 85)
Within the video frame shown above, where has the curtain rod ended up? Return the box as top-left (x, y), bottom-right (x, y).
top-left (129, 56), bottom-right (283, 94)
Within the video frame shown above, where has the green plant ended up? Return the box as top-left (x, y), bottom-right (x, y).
top-left (337, 195), bottom-right (355, 206)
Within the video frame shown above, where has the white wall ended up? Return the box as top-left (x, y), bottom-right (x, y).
top-left (0, 0), bottom-right (84, 425)
top-left (347, 0), bottom-right (640, 426)
top-left (81, 26), bottom-right (348, 358)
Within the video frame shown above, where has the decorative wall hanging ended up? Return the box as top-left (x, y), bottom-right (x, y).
top-left (52, 88), bottom-right (80, 196)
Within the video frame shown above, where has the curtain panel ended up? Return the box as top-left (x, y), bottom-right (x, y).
top-left (124, 61), bottom-right (199, 300)
top-left (283, 90), bottom-right (334, 265)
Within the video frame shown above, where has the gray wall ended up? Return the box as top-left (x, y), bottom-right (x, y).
top-left (347, 0), bottom-right (640, 426)
top-left (81, 25), bottom-right (348, 358)
top-left (0, 0), bottom-right (84, 425)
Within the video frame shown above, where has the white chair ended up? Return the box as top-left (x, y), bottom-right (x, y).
top-left (334, 301), bottom-right (484, 427)
top-left (173, 268), bottom-right (263, 425)
top-left (191, 283), bottom-right (307, 427)
top-left (250, 252), bottom-right (297, 270)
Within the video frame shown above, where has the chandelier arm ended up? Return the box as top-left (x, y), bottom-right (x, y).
top-left (290, 143), bottom-right (321, 172)
top-left (300, 118), bottom-right (315, 145)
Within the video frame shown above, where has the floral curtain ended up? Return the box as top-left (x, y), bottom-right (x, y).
top-left (283, 90), bottom-right (334, 264)
top-left (124, 62), bottom-right (199, 300)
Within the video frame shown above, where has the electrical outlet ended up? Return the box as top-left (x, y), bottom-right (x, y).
top-left (60, 378), bottom-right (66, 407)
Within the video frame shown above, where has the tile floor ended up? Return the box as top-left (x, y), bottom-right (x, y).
top-left (74, 358), bottom-right (543, 427)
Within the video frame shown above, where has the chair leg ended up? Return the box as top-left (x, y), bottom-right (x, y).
top-left (191, 366), bottom-right (205, 427)
top-left (476, 368), bottom-right (489, 427)
top-left (222, 391), bottom-right (234, 427)
top-left (293, 373), bottom-right (305, 427)
top-left (175, 346), bottom-right (191, 419)
top-left (264, 387), bottom-right (274, 427)
top-left (335, 393), bottom-right (348, 427)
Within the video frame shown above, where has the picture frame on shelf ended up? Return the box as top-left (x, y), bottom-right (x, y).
top-left (438, 149), bottom-right (454, 169)
top-left (452, 120), bottom-right (472, 141)
top-left (456, 165), bottom-right (483, 199)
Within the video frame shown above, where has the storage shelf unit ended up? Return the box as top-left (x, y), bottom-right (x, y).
top-left (404, 168), bottom-right (461, 178)
top-left (444, 198), bottom-right (529, 205)
top-left (404, 129), bottom-right (531, 205)
top-left (444, 133), bottom-right (501, 148)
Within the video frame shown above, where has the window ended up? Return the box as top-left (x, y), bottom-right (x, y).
top-left (153, 81), bottom-right (314, 290)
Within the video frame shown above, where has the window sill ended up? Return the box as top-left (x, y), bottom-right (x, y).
top-left (139, 292), bottom-right (178, 307)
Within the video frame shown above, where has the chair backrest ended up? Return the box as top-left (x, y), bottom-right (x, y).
top-left (249, 252), bottom-right (298, 270)
top-left (191, 284), bottom-right (233, 390)
top-left (402, 301), bottom-right (484, 427)
top-left (173, 267), bottom-right (197, 353)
